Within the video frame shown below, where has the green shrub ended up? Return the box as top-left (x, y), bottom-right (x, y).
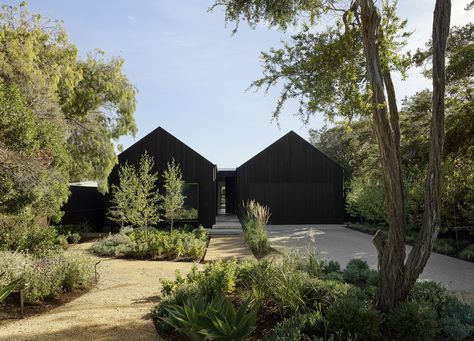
top-left (161, 260), bottom-right (238, 301)
top-left (295, 251), bottom-right (323, 277)
top-left (459, 244), bottom-right (474, 261)
top-left (268, 312), bottom-right (325, 341)
top-left (0, 250), bottom-right (94, 304)
top-left (387, 302), bottom-right (438, 341)
top-left (238, 254), bottom-right (344, 315)
top-left (162, 295), bottom-right (258, 341)
top-left (326, 296), bottom-right (381, 340)
top-left (57, 235), bottom-right (69, 250)
top-left (343, 258), bottom-right (378, 285)
top-left (322, 260), bottom-right (341, 274)
top-left (91, 229), bottom-right (207, 261)
top-left (302, 278), bottom-right (355, 313)
top-left (90, 233), bottom-right (134, 257)
top-left (68, 232), bottom-right (81, 244)
top-left (151, 295), bottom-right (178, 333)
top-left (410, 280), bottom-right (450, 316)
top-left (62, 251), bottom-right (95, 291)
top-left (433, 238), bottom-right (457, 255)
top-left (0, 215), bottom-right (55, 254)
top-left (242, 254), bottom-right (312, 314)
top-left (439, 297), bottom-right (474, 341)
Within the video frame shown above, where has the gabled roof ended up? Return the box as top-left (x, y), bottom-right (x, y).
top-left (118, 126), bottom-right (216, 167)
top-left (237, 130), bottom-right (342, 170)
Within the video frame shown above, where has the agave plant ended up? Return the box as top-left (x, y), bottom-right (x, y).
top-left (0, 272), bottom-right (21, 302)
top-left (162, 295), bottom-right (258, 341)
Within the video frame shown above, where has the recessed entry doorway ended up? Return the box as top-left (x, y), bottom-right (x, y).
top-left (216, 169), bottom-right (236, 215)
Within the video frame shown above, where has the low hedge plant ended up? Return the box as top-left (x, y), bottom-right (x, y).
top-left (90, 227), bottom-right (208, 261)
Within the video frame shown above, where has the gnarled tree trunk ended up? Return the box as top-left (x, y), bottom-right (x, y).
top-left (402, 0), bottom-right (451, 296)
top-left (356, 0), bottom-right (451, 311)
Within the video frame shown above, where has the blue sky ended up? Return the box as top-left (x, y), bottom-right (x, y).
top-left (12, 0), bottom-right (472, 168)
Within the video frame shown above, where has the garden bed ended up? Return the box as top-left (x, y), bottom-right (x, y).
top-left (151, 253), bottom-right (474, 341)
top-left (0, 285), bottom-right (93, 327)
top-left (90, 227), bottom-right (209, 262)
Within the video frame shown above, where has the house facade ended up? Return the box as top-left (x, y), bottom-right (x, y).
top-left (61, 128), bottom-right (344, 229)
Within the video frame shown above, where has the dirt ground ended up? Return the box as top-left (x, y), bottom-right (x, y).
top-left (0, 243), bottom-right (201, 341)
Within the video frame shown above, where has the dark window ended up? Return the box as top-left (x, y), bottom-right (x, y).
top-left (178, 183), bottom-right (199, 220)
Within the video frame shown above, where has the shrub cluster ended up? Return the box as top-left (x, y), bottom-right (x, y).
top-left (90, 227), bottom-right (208, 261)
top-left (0, 250), bottom-right (94, 304)
top-left (0, 215), bottom-right (82, 254)
top-left (406, 280), bottom-right (474, 341)
top-left (154, 253), bottom-right (384, 340)
top-left (153, 252), bottom-right (474, 341)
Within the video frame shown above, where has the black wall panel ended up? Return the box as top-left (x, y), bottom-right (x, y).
top-left (236, 131), bottom-right (344, 224)
top-left (60, 185), bottom-right (106, 232)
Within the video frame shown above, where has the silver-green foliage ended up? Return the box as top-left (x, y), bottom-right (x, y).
top-left (162, 295), bottom-right (258, 341)
top-left (0, 250), bottom-right (94, 304)
top-left (439, 297), bottom-right (474, 341)
top-left (90, 228), bottom-right (208, 261)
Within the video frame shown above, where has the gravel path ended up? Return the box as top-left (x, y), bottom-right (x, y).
top-left (0, 244), bottom-right (200, 341)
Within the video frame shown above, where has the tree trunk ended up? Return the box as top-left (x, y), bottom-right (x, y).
top-left (356, 0), bottom-right (451, 311)
top-left (357, 0), bottom-right (407, 312)
top-left (402, 0), bottom-right (451, 295)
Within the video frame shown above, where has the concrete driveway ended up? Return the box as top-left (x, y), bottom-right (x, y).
top-left (268, 225), bottom-right (474, 292)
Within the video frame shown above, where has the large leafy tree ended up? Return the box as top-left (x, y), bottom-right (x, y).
top-left (0, 3), bottom-right (137, 219)
top-left (212, 0), bottom-right (451, 310)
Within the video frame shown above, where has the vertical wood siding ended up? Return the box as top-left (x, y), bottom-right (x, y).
top-left (107, 127), bottom-right (217, 228)
top-left (236, 131), bottom-right (344, 224)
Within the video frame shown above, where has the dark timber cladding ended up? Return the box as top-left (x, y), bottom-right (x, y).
top-left (108, 127), bottom-right (217, 228)
top-left (61, 185), bottom-right (106, 232)
top-left (236, 131), bottom-right (344, 224)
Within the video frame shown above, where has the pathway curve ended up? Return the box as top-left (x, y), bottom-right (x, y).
top-left (0, 243), bottom-right (200, 341)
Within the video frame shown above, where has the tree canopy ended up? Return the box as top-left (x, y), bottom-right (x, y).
top-left (0, 2), bottom-right (137, 219)
top-left (212, 0), bottom-right (452, 311)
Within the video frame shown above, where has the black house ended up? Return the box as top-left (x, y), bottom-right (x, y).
top-left (235, 131), bottom-right (344, 224)
top-left (107, 127), bottom-right (217, 228)
top-left (61, 128), bottom-right (343, 229)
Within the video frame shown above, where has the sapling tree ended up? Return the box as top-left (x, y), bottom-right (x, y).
top-left (107, 162), bottom-right (136, 229)
top-left (134, 152), bottom-right (161, 229)
top-left (211, 0), bottom-right (451, 311)
top-left (161, 159), bottom-right (186, 231)
top-left (107, 152), bottom-right (161, 229)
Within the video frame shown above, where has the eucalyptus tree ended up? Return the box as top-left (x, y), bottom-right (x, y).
top-left (211, 0), bottom-right (451, 311)
top-left (0, 3), bottom-right (137, 219)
